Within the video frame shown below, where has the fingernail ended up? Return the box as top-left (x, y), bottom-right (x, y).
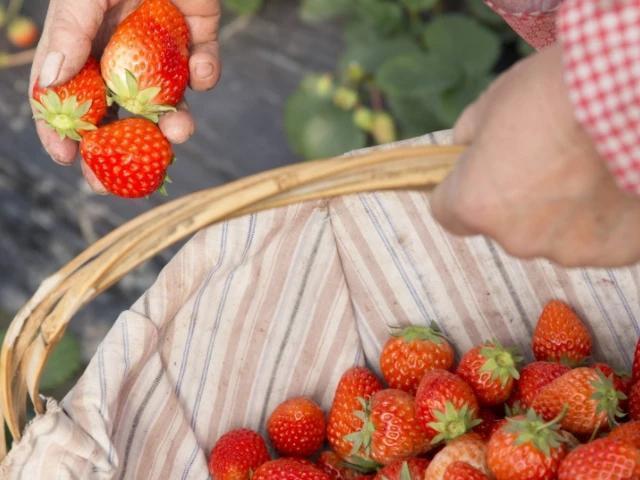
top-left (194, 62), bottom-right (214, 79)
top-left (40, 52), bottom-right (64, 87)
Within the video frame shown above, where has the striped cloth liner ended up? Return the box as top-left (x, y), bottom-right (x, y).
top-left (2, 131), bottom-right (639, 479)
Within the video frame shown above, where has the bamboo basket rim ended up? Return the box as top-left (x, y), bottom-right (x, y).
top-left (0, 142), bottom-right (462, 459)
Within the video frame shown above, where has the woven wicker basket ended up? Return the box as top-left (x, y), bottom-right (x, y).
top-left (0, 143), bottom-right (461, 460)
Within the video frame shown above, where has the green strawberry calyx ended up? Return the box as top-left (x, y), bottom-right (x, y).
top-left (591, 369), bottom-right (626, 429)
top-left (31, 90), bottom-right (97, 141)
top-left (390, 322), bottom-right (448, 345)
top-left (479, 340), bottom-right (523, 387)
top-left (344, 397), bottom-right (376, 461)
top-left (106, 69), bottom-right (176, 122)
top-left (427, 401), bottom-right (482, 444)
top-left (504, 407), bottom-right (568, 457)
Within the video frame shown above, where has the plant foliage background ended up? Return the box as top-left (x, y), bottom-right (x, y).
top-left (226, 0), bottom-right (533, 160)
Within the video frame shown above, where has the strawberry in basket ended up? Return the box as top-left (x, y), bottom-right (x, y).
top-left (208, 428), bottom-right (270, 480)
top-left (374, 458), bottom-right (430, 480)
top-left (327, 367), bottom-right (382, 466)
top-left (380, 324), bottom-right (454, 395)
top-left (344, 389), bottom-right (430, 466)
top-left (267, 397), bottom-right (325, 458)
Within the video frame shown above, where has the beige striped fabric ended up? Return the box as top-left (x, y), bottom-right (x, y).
top-left (2, 131), bottom-right (640, 479)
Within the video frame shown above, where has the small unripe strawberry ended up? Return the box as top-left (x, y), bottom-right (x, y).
top-left (7, 16), bottom-right (39, 48)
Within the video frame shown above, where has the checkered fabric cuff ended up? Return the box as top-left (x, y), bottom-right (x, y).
top-left (558, 0), bottom-right (640, 195)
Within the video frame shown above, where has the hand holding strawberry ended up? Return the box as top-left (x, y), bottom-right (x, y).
top-left (29, 0), bottom-right (221, 192)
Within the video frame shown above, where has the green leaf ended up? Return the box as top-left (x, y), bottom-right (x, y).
top-left (466, 0), bottom-right (504, 26)
top-left (300, 0), bottom-right (353, 23)
top-left (41, 334), bottom-right (83, 391)
top-left (431, 74), bottom-right (492, 126)
top-left (376, 52), bottom-right (460, 97)
top-left (223, 0), bottom-right (263, 15)
top-left (284, 85), bottom-right (366, 160)
top-left (0, 329), bottom-right (82, 391)
top-left (402, 0), bottom-right (439, 12)
top-left (353, 0), bottom-right (404, 35)
top-left (339, 34), bottom-right (421, 76)
top-left (386, 93), bottom-right (444, 139)
top-left (423, 14), bottom-right (501, 76)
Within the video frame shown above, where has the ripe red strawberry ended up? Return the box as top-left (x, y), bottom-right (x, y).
top-left (443, 461), bottom-right (489, 480)
top-left (415, 369), bottom-right (480, 445)
top-left (317, 451), bottom-right (371, 480)
top-left (456, 341), bottom-right (522, 406)
top-left (253, 459), bottom-right (331, 480)
top-left (380, 325), bottom-right (454, 395)
top-left (101, 0), bottom-right (189, 120)
top-left (7, 16), bottom-right (38, 48)
top-left (267, 397), bottom-right (325, 457)
top-left (609, 421), bottom-right (640, 449)
top-left (558, 438), bottom-right (640, 480)
top-left (327, 367), bottom-right (383, 464)
top-left (347, 389), bottom-right (429, 465)
top-left (531, 367), bottom-right (625, 436)
top-left (473, 408), bottom-right (504, 441)
top-left (424, 433), bottom-right (489, 480)
top-left (629, 380), bottom-right (640, 421)
top-left (510, 361), bottom-right (570, 410)
top-left (208, 429), bottom-right (270, 480)
top-left (374, 458), bottom-right (430, 480)
top-left (486, 409), bottom-right (568, 480)
top-left (532, 300), bottom-right (592, 365)
top-left (632, 338), bottom-right (640, 383)
top-left (31, 57), bottom-right (107, 141)
top-left (80, 118), bottom-right (174, 198)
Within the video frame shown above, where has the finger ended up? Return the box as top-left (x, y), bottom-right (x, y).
top-left (189, 41), bottom-right (220, 91)
top-left (36, 120), bottom-right (78, 165)
top-left (37, 0), bottom-right (115, 87)
top-left (177, 0), bottom-right (222, 18)
top-left (430, 153), bottom-right (481, 237)
top-left (159, 101), bottom-right (195, 144)
top-left (186, 13), bottom-right (219, 45)
top-left (81, 160), bottom-right (108, 195)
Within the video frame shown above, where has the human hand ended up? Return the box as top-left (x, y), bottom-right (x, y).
top-left (430, 44), bottom-right (640, 267)
top-left (30, 0), bottom-right (221, 193)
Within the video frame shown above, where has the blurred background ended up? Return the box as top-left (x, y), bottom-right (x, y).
top-left (0, 0), bottom-right (530, 395)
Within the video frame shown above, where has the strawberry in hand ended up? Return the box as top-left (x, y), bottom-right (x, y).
top-left (101, 0), bottom-right (190, 121)
top-left (456, 341), bottom-right (522, 406)
top-left (380, 325), bottom-right (455, 395)
top-left (80, 118), bottom-right (174, 198)
top-left (31, 57), bottom-right (107, 141)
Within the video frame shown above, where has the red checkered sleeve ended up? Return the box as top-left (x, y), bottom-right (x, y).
top-left (558, 0), bottom-right (640, 195)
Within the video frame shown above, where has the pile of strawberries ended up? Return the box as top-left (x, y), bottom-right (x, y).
top-left (208, 300), bottom-right (640, 480)
top-left (30, 0), bottom-right (188, 198)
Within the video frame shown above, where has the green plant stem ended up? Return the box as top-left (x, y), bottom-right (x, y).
top-left (0, 48), bottom-right (35, 69)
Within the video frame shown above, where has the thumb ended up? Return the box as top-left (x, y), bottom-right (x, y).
top-left (37, 0), bottom-right (113, 87)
